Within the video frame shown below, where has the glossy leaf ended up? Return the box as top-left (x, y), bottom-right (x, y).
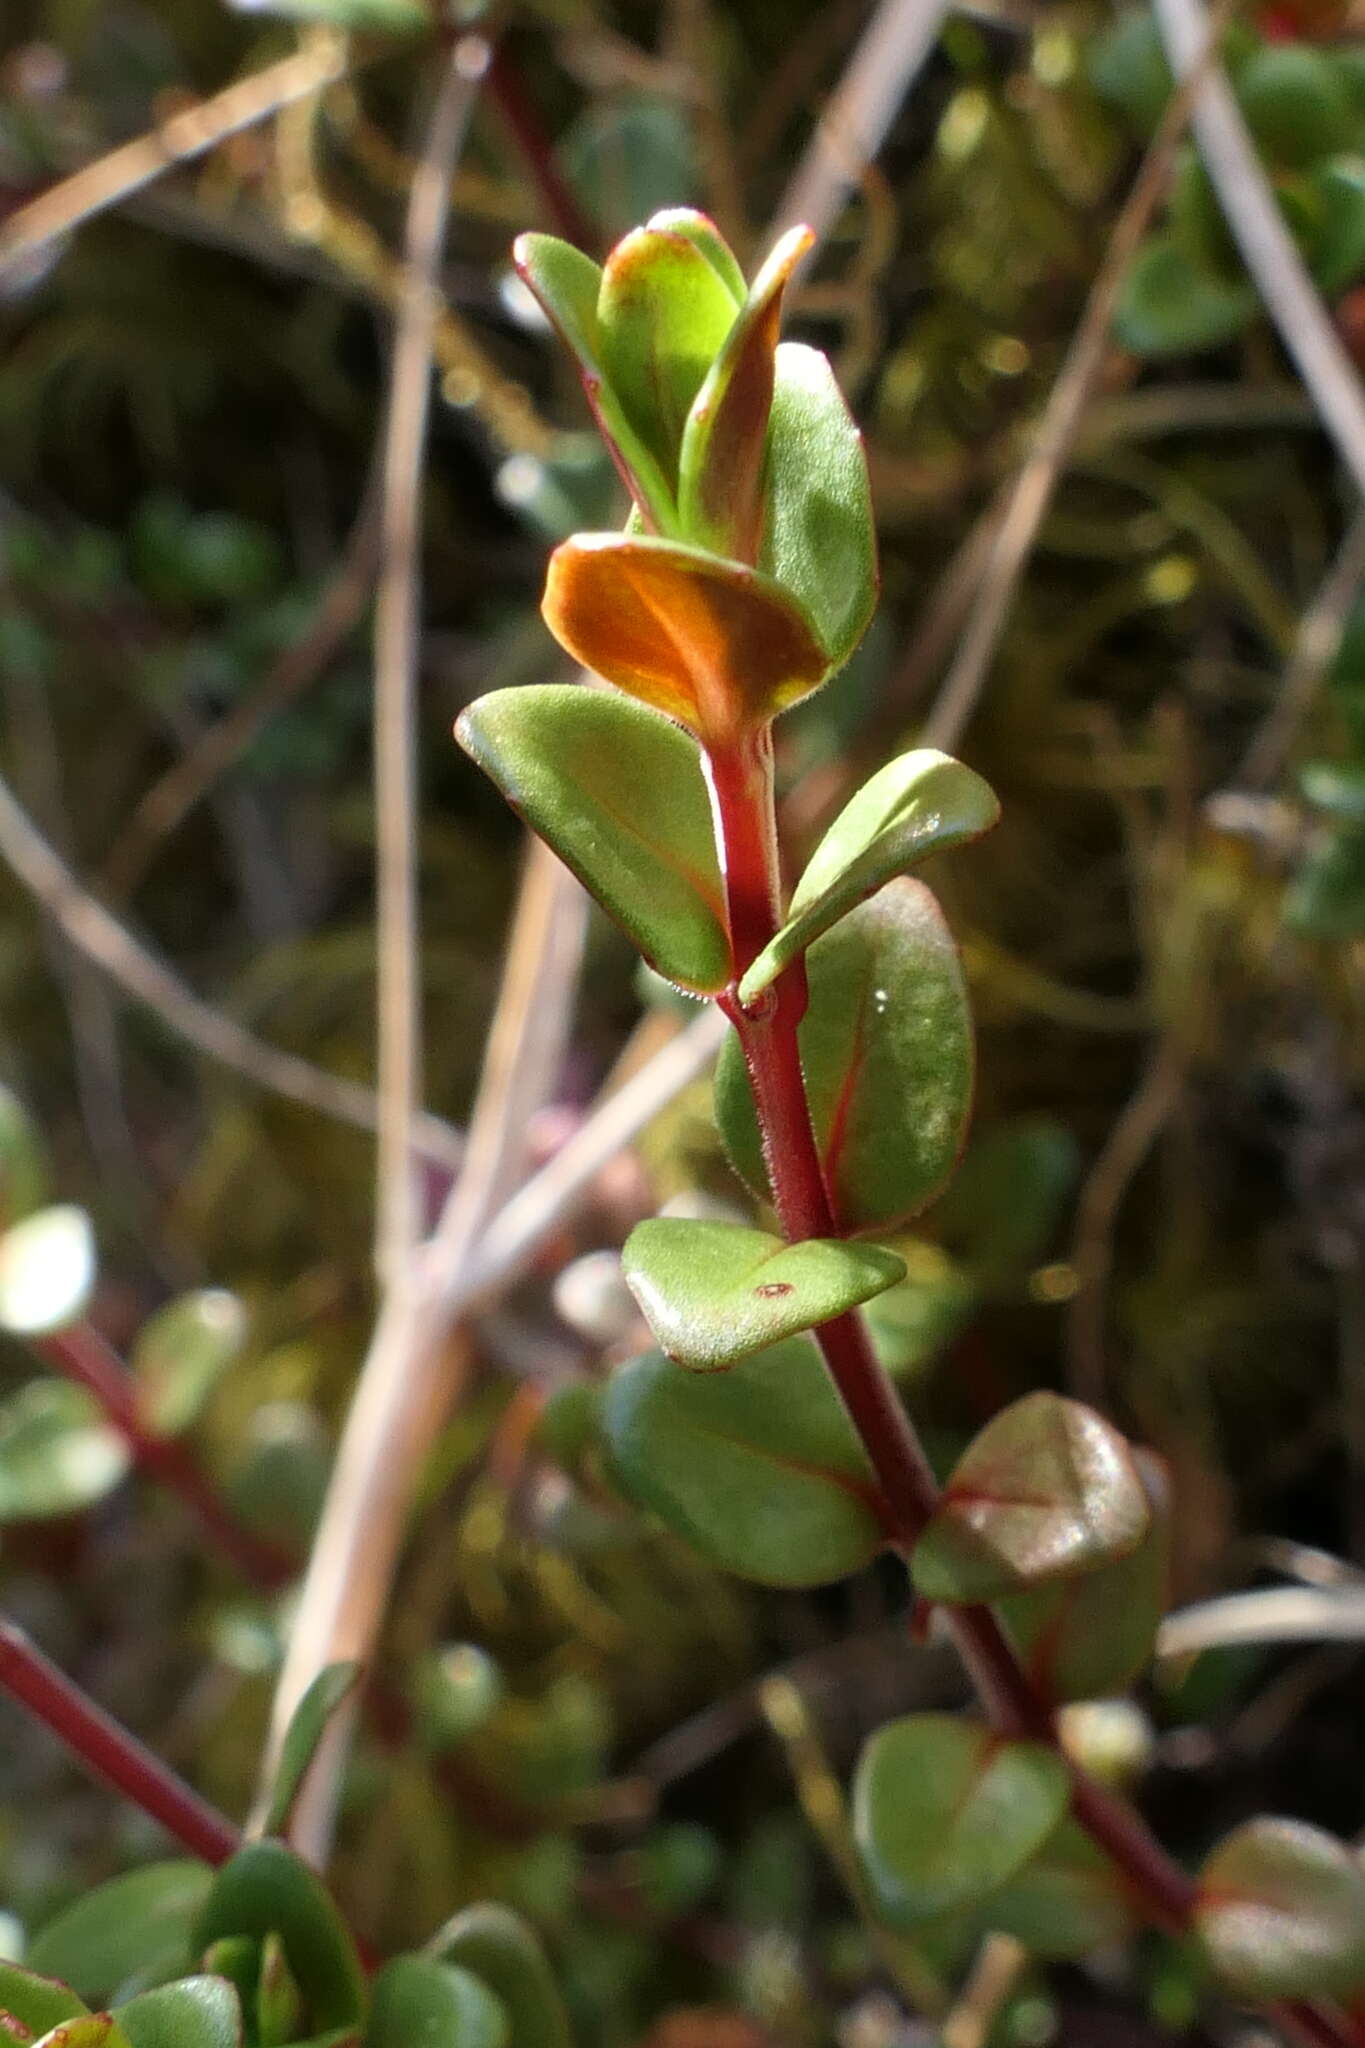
top-left (1115, 237), bottom-right (1255, 357)
top-left (983, 1821), bottom-right (1134, 1959)
top-left (677, 226), bottom-right (812, 563)
top-left (132, 1289), bottom-right (248, 1438)
top-left (512, 234), bottom-right (678, 532)
top-left (1195, 1818), bottom-right (1365, 2000)
top-left (0, 1205), bottom-right (95, 1335)
top-left (540, 533), bottom-right (827, 743)
top-left (0, 1085), bottom-right (48, 1228)
top-left (194, 1842), bottom-right (364, 2029)
top-left (0, 1964), bottom-right (89, 2035)
top-left (738, 750), bottom-right (999, 1002)
top-left (602, 1336), bottom-right (883, 1587)
top-left (0, 1381), bottom-right (128, 1524)
top-left (455, 686), bottom-right (730, 992)
top-left (114, 1980), bottom-right (243, 2048)
top-left (717, 880), bottom-right (974, 1234)
top-left (623, 1218), bottom-right (904, 1369)
top-left (759, 342), bottom-right (877, 671)
top-left (427, 1905), bottom-right (571, 2048)
top-left (853, 1715), bottom-right (1069, 1929)
top-left (911, 1391), bottom-right (1150, 1604)
top-left (258, 1662), bottom-right (360, 1839)
top-left (29, 1862), bottom-right (210, 2004)
top-left (368, 1957), bottom-right (508, 2048)
top-left (999, 1450), bottom-right (1169, 1702)
top-left (596, 222), bottom-right (740, 481)
top-left (644, 209), bottom-right (745, 303)
top-left (31, 2019), bottom-right (129, 2048)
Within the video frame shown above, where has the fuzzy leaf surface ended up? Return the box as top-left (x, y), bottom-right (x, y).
top-left (132, 1289), bottom-right (247, 1438)
top-left (456, 686), bottom-right (729, 992)
top-left (717, 880), bottom-right (973, 1233)
top-left (853, 1715), bottom-right (1069, 1929)
top-left (427, 1906), bottom-right (571, 2048)
top-left (623, 1218), bottom-right (905, 1369)
top-left (911, 1391), bottom-right (1150, 1604)
top-left (29, 1862), bottom-right (210, 2003)
top-left (367, 1958), bottom-right (508, 2048)
top-left (541, 534), bottom-right (827, 742)
top-left (739, 750), bottom-right (999, 1001)
top-left (114, 1980), bottom-right (243, 2048)
top-left (195, 1842), bottom-right (364, 2029)
top-left (758, 341), bottom-right (877, 670)
top-left (602, 1336), bottom-right (883, 1587)
top-left (1195, 1818), bottom-right (1365, 2000)
top-left (596, 223), bottom-right (740, 481)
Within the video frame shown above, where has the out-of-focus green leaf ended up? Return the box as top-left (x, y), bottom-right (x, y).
top-left (456, 686), bottom-right (730, 992)
top-left (739, 750), bottom-right (998, 1002)
top-left (413, 1643), bottom-right (504, 1751)
top-left (223, 0), bottom-right (429, 31)
top-left (1195, 1818), bottom-right (1365, 1999)
top-left (427, 1906), bottom-right (571, 2048)
top-left (132, 1289), bottom-right (247, 1438)
top-left (28, 1863), bottom-right (210, 2004)
top-left (557, 102), bottom-right (700, 246)
top-left (1305, 157), bottom-right (1365, 296)
top-left (1115, 237), bottom-right (1255, 357)
top-left (982, 1821), bottom-right (1134, 1959)
top-left (194, 1843), bottom-right (364, 2030)
top-left (0, 1085), bottom-right (49, 1229)
top-left (0, 1205), bottom-right (96, 1335)
top-left (622, 1217), bottom-right (904, 1369)
top-left (602, 1336), bottom-right (884, 1587)
top-left (0, 1381), bottom-right (128, 1524)
top-left (929, 1119), bottom-right (1079, 1294)
top-left (853, 1715), bottom-right (1069, 1928)
top-left (367, 1957), bottom-right (508, 2048)
top-left (1088, 9), bottom-right (1173, 135)
top-left (258, 1663), bottom-right (360, 1840)
top-left (1237, 44), bottom-right (1354, 170)
top-left (717, 881), bottom-right (974, 1233)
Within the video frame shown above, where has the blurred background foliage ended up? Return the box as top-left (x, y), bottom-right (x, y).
top-left (3, 0), bottom-right (1365, 2040)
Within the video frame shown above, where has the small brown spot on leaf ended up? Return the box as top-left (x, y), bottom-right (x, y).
top-left (754, 1281), bottom-right (794, 1298)
top-left (0, 2015), bottom-right (34, 2043)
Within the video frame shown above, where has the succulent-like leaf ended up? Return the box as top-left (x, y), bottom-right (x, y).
top-left (911, 1391), bottom-right (1150, 1604)
top-left (257, 1931), bottom-right (303, 2048)
top-left (596, 223), bottom-right (741, 481)
top-left (623, 1218), bottom-right (905, 1369)
top-left (132, 1289), bottom-right (248, 1439)
top-left (602, 1336), bottom-right (884, 1586)
top-left (368, 1957), bottom-right (508, 2048)
top-left (853, 1714), bottom-right (1069, 1929)
top-left (28, 1862), bottom-right (210, 2004)
top-left (257, 1662), bottom-right (361, 1840)
top-left (998, 1450), bottom-right (1169, 1702)
top-left (114, 1979), bottom-right (243, 2048)
top-left (427, 1906), bottom-right (571, 2048)
top-left (512, 234), bottom-right (678, 532)
top-left (0, 1964), bottom-right (90, 2035)
top-left (195, 1842), bottom-right (364, 2030)
top-left (1195, 1818), bottom-right (1365, 2000)
top-left (0, 1380), bottom-right (128, 1524)
top-left (541, 534), bottom-right (827, 743)
top-left (644, 209), bottom-right (746, 303)
top-left (31, 2019), bottom-right (130, 2048)
top-left (739, 750), bottom-right (999, 1002)
top-left (759, 342), bottom-right (877, 670)
top-left (982, 1820), bottom-right (1134, 1959)
top-left (456, 685), bottom-right (730, 992)
top-left (0, 1205), bottom-right (95, 1335)
top-left (677, 226), bottom-right (812, 563)
top-left (716, 880), bottom-right (974, 1233)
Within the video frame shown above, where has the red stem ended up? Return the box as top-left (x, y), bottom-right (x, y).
top-left (706, 729), bottom-right (1361, 2048)
top-left (38, 1322), bottom-right (293, 1591)
top-left (0, 1619), bottom-right (238, 1864)
top-left (485, 44), bottom-right (596, 252)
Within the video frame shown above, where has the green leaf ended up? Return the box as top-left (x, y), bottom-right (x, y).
top-left (1237, 44), bottom-right (1354, 171)
top-left (911, 1391), bottom-right (1150, 1604)
top-left (981, 1820), bottom-right (1134, 1959)
top-left (645, 209), bottom-right (745, 303)
top-left (132, 1289), bottom-right (248, 1438)
top-left (0, 1964), bottom-right (90, 2035)
top-left (0, 1381), bottom-right (128, 1523)
top-left (623, 1218), bottom-right (904, 1369)
top-left (1301, 760), bottom-right (1365, 820)
top-left (1088, 9), bottom-right (1173, 135)
top-left (929, 1118), bottom-right (1079, 1294)
top-left (258, 1662), bottom-right (360, 1840)
top-left (1115, 237), bottom-right (1255, 357)
top-left (677, 227), bottom-right (811, 563)
top-left (456, 686), bottom-right (730, 993)
top-left (602, 1336), bottom-right (884, 1587)
top-left (512, 234), bottom-right (678, 533)
top-left (738, 750), bottom-right (999, 1002)
top-left (998, 1450), bottom-right (1169, 1702)
top-left (1195, 1818), bottom-right (1365, 2000)
top-left (32, 2020), bottom-right (130, 2048)
top-left (413, 1643), bottom-right (504, 1751)
top-left (717, 880), bottom-right (974, 1234)
top-left (540, 532), bottom-right (828, 743)
top-left (114, 1980), bottom-right (243, 2048)
top-left (758, 342), bottom-right (878, 672)
top-left (194, 1843), bottom-right (364, 2030)
top-left (257, 1933), bottom-right (303, 2048)
top-left (1307, 158), bottom-right (1365, 296)
top-left (862, 1243), bottom-right (977, 1383)
top-left (29, 1863), bottom-right (211, 2004)
top-left (368, 1957), bottom-right (508, 2048)
top-left (0, 1205), bottom-right (96, 1335)
top-left (426, 1906), bottom-right (571, 2048)
top-left (596, 221), bottom-right (741, 483)
top-left (224, 0), bottom-right (428, 26)
top-left (853, 1715), bottom-right (1069, 1929)
top-left (0, 1085), bottom-right (49, 1229)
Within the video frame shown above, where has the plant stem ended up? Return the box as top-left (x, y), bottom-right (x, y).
top-left (38, 1322), bottom-right (292, 1591)
top-left (706, 727), bottom-right (1361, 2048)
top-left (0, 1619), bottom-right (238, 1864)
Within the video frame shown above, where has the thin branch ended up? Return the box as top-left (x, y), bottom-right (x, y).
top-left (1159, 1585), bottom-right (1365, 1659)
top-left (373, 36), bottom-right (488, 1280)
top-left (0, 768), bottom-right (463, 1166)
top-left (921, 0), bottom-right (1234, 751)
top-left (0, 36), bottom-right (349, 279)
top-left (1238, 507), bottom-right (1365, 790)
top-left (1151, 0), bottom-right (1365, 504)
